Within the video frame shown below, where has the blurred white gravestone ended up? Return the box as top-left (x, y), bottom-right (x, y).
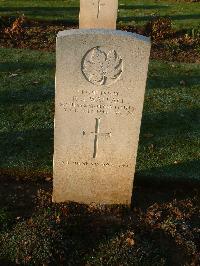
top-left (53, 1), bottom-right (151, 205)
top-left (79, 0), bottom-right (118, 29)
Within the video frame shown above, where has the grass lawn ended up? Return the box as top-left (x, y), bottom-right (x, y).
top-left (0, 0), bottom-right (200, 31)
top-left (0, 47), bottom-right (199, 182)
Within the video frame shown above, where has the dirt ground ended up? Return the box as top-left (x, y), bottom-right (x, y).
top-left (0, 175), bottom-right (199, 265)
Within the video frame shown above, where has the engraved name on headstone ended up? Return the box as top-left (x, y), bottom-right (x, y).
top-left (79, 0), bottom-right (118, 29)
top-left (53, 29), bottom-right (151, 204)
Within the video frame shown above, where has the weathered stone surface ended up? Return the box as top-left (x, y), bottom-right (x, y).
top-left (53, 29), bottom-right (151, 205)
top-left (79, 0), bottom-right (118, 29)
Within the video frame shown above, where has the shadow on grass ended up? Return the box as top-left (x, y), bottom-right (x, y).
top-left (0, 6), bottom-right (79, 22)
top-left (147, 73), bottom-right (200, 90)
top-left (132, 165), bottom-right (200, 209)
top-left (0, 179), bottom-right (51, 217)
top-left (118, 14), bottom-right (200, 23)
top-left (134, 159), bottom-right (200, 189)
top-left (119, 4), bottom-right (169, 10)
top-left (141, 108), bottom-right (200, 136)
top-left (0, 6), bottom-right (79, 13)
top-left (0, 61), bottom-right (55, 72)
top-left (137, 107), bottom-right (200, 181)
top-left (0, 60), bottom-right (55, 104)
top-left (0, 84), bottom-right (54, 104)
top-left (0, 128), bottom-right (53, 170)
top-left (0, 5), bottom-right (167, 15)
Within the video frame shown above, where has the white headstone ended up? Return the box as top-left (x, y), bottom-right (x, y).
top-left (53, 29), bottom-right (151, 205)
top-left (79, 0), bottom-right (118, 29)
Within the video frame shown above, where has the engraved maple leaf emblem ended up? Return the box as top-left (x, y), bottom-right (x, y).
top-left (82, 47), bottom-right (123, 86)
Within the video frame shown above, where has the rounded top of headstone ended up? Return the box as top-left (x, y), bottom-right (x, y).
top-left (57, 29), bottom-right (151, 44)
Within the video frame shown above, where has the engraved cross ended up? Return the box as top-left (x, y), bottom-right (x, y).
top-left (83, 118), bottom-right (111, 158)
top-left (97, 0), bottom-right (105, 18)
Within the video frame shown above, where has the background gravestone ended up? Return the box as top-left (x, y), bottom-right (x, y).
top-left (53, 29), bottom-right (151, 204)
top-left (79, 0), bottom-right (118, 29)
